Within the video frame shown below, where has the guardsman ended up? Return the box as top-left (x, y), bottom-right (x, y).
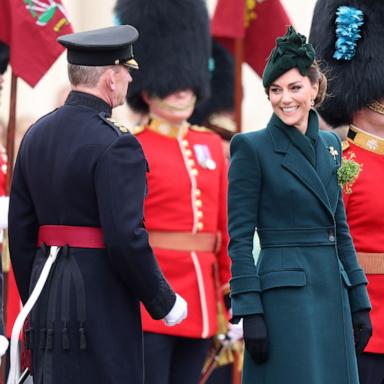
top-left (8, 25), bottom-right (186, 384)
top-left (310, 1), bottom-right (384, 382)
top-left (114, 1), bottom-right (231, 383)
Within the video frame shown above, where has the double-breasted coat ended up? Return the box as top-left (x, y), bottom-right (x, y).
top-left (228, 111), bottom-right (371, 384)
top-left (8, 91), bottom-right (176, 384)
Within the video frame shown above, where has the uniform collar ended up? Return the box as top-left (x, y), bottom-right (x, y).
top-left (348, 124), bottom-right (384, 155)
top-left (147, 117), bottom-right (189, 139)
top-left (65, 91), bottom-right (112, 116)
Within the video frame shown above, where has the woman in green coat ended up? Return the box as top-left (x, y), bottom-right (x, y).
top-left (228, 26), bottom-right (372, 384)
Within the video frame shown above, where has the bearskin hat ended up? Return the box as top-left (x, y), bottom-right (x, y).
top-left (309, 0), bottom-right (384, 127)
top-left (114, 0), bottom-right (211, 114)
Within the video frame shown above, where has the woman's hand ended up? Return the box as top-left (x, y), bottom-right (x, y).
top-left (352, 309), bottom-right (372, 354)
top-left (243, 314), bottom-right (269, 364)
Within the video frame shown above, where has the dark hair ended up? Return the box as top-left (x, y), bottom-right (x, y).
top-left (307, 61), bottom-right (327, 107)
top-left (264, 60), bottom-right (328, 107)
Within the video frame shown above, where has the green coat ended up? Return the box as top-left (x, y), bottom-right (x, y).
top-left (228, 111), bottom-right (371, 384)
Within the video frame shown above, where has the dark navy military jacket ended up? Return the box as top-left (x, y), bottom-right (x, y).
top-left (8, 91), bottom-right (175, 384)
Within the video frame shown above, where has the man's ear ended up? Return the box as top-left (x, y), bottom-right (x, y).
top-left (102, 68), bottom-right (116, 91)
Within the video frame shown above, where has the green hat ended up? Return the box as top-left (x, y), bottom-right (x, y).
top-left (262, 26), bottom-right (315, 88)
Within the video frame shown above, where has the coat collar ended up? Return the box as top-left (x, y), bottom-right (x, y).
top-left (267, 111), bottom-right (335, 215)
top-left (65, 91), bottom-right (112, 116)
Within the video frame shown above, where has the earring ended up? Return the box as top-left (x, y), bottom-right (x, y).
top-left (310, 98), bottom-right (315, 107)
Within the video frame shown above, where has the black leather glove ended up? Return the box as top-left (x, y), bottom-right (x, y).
top-left (243, 314), bottom-right (269, 364)
top-left (352, 310), bottom-right (372, 354)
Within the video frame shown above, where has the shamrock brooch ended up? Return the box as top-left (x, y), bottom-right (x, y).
top-left (328, 146), bottom-right (339, 161)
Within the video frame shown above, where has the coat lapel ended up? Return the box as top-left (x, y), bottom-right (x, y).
top-left (316, 133), bottom-right (340, 212)
top-left (282, 145), bottom-right (332, 214)
top-left (268, 114), bottom-right (333, 216)
top-left (315, 134), bottom-right (335, 189)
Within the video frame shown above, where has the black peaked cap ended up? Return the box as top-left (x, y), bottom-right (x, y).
top-left (58, 25), bottom-right (138, 67)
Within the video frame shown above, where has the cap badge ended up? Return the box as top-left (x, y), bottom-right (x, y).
top-left (193, 144), bottom-right (216, 170)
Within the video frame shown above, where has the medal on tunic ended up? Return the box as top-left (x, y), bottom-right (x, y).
top-left (193, 144), bottom-right (216, 170)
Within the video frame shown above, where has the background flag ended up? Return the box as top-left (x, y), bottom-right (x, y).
top-left (0, 0), bottom-right (73, 86)
top-left (212, 0), bottom-right (291, 77)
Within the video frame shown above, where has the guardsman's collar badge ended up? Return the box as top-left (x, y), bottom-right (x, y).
top-left (193, 144), bottom-right (216, 170)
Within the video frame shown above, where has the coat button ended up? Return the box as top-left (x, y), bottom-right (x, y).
top-left (329, 232), bottom-right (335, 242)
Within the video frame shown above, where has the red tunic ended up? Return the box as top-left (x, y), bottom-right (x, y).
top-left (343, 127), bottom-right (384, 353)
top-left (135, 120), bottom-right (231, 338)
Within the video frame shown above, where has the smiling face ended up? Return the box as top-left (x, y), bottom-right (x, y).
top-left (268, 68), bottom-right (319, 133)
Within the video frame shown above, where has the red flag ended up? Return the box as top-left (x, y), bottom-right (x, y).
top-left (212, 0), bottom-right (291, 77)
top-left (211, 0), bottom-right (245, 39)
top-left (0, 0), bottom-right (73, 87)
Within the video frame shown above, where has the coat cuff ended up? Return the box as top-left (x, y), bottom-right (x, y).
top-left (346, 269), bottom-right (371, 313)
top-left (230, 275), bottom-right (263, 317)
top-left (347, 269), bottom-right (368, 287)
top-left (143, 277), bottom-right (177, 320)
top-left (348, 284), bottom-right (371, 313)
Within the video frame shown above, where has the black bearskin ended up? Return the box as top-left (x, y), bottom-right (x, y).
top-left (309, 0), bottom-right (384, 127)
top-left (114, 0), bottom-right (211, 114)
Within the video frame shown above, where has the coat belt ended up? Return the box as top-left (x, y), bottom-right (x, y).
top-left (38, 225), bottom-right (105, 248)
top-left (257, 227), bottom-right (336, 248)
top-left (148, 231), bottom-right (220, 253)
top-left (357, 252), bottom-right (384, 274)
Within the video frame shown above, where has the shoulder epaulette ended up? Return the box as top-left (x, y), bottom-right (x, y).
top-left (106, 117), bottom-right (130, 133)
top-left (98, 113), bottom-right (130, 135)
top-left (342, 140), bottom-right (350, 151)
top-left (190, 125), bottom-right (213, 133)
top-left (130, 125), bottom-right (146, 135)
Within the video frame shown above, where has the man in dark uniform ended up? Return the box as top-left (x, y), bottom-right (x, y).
top-left (8, 25), bottom-right (187, 384)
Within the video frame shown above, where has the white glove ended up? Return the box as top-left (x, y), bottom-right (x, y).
top-left (163, 294), bottom-right (188, 326)
top-left (0, 196), bottom-right (9, 230)
top-left (227, 319), bottom-right (243, 342)
top-left (0, 335), bottom-right (9, 365)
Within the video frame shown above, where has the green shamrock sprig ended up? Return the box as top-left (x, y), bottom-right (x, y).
top-left (337, 152), bottom-right (363, 194)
